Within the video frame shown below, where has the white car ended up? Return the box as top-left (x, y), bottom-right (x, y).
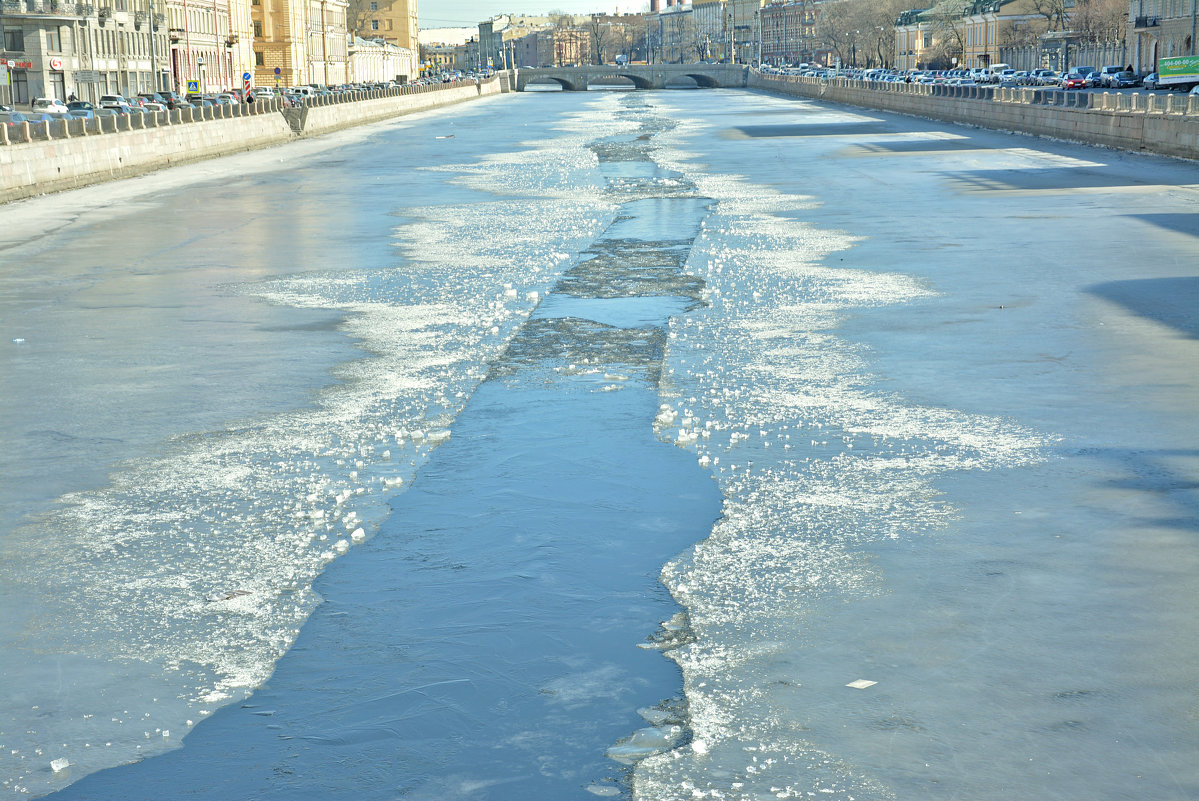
top-left (32, 97), bottom-right (68, 112)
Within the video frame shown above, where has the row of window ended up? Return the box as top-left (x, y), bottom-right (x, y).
top-left (2, 27), bottom-right (160, 58)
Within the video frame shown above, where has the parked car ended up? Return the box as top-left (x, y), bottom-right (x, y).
top-left (32, 97), bottom-right (69, 113)
top-left (1111, 70), bottom-right (1140, 88)
top-left (1032, 69), bottom-right (1057, 85)
top-left (214, 93), bottom-right (239, 105)
top-left (66, 108), bottom-right (95, 119)
top-left (141, 101), bottom-right (168, 112)
top-left (1062, 73), bottom-right (1088, 90)
top-left (0, 110), bottom-right (30, 126)
top-left (1097, 65), bottom-right (1124, 87)
top-left (1072, 66), bottom-right (1098, 83)
top-left (99, 94), bottom-right (131, 110)
top-left (1192, 84), bottom-right (1199, 95)
top-left (66, 100), bottom-right (95, 112)
top-left (1142, 72), bottom-right (1160, 90)
top-left (157, 91), bottom-right (190, 109)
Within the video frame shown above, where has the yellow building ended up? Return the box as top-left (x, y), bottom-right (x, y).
top-left (355, 0), bottom-right (417, 53)
top-left (250, 0), bottom-right (348, 87)
top-left (895, 0), bottom-right (1061, 71)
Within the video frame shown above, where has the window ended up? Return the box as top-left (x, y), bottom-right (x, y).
top-left (253, 20), bottom-right (262, 36)
top-left (255, 50), bottom-right (265, 65)
top-left (12, 70), bottom-right (29, 104)
top-left (369, 1), bottom-right (377, 9)
top-left (45, 28), bottom-right (61, 51)
top-left (371, 20), bottom-right (378, 30)
top-left (3, 30), bottom-right (23, 51)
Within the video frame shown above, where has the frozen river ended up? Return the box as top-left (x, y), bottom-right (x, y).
top-left (2, 88), bottom-right (1198, 800)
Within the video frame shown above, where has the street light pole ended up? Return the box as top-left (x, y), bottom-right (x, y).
top-left (148, 0), bottom-right (159, 92)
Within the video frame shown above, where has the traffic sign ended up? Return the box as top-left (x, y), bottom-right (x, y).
top-left (186, 80), bottom-right (199, 92)
top-left (242, 72), bottom-right (251, 81)
top-left (243, 77), bottom-right (251, 92)
top-left (274, 67), bottom-right (281, 76)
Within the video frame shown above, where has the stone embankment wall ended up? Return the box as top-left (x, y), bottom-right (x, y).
top-left (748, 72), bottom-right (1199, 161)
top-left (0, 78), bottom-right (504, 204)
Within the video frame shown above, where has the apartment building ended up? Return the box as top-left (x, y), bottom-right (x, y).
top-left (1, 0), bottom-right (171, 103)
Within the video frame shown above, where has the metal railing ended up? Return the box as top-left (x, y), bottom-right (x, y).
top-left (752, 71), bottom-right (1199, 119)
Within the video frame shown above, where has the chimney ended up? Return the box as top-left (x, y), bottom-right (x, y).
top-left (650, 0), bottom-right (659, 10)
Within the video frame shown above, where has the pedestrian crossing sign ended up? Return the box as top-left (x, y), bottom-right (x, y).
top-left (186, 80), bottom-right (199, 92)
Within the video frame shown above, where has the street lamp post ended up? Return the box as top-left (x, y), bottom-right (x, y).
top-left (148, 0), bottom-right (159, 92)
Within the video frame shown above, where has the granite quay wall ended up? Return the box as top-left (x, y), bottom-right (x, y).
top-left (748, 72), bottom-right (1199, 161)
top-left (0, 77), bottom-right (508, 204)
top-left (288, 78), bottom-right (502, 137)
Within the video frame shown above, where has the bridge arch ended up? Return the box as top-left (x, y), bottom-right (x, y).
top-left (524, 76), bottom-right (583, 92)
top-left (590, 72), bottom-right (654, 90)
top-left (684, 73), bottom-right (720, 88)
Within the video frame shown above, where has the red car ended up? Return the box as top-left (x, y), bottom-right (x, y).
top-left (1062, 73), bottom-right (1087, 90)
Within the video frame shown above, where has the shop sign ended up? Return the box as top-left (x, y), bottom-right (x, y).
top-left (49, 57), bottom-right (64, 70)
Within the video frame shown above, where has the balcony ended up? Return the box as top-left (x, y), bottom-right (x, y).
top-left (1134, 16), bottom-right (1160, 29)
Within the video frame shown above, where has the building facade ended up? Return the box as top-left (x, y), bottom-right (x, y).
top-left (657, 3), bottom-right (693, 62)
top-left (727, 0), bottom-right (763, 63)
top-left (895, 0), bottom-right (1073, 71)
top-left (348, 34), bottom-right (409, 82)
top-left (354, 0), bottom-right (414, 53)
top-left (695, 0), bottom-right (728, 61)
top-left (1, 0), bottom-right (172, 104)
top-left (249, 0), bottom-right (347, 88)
top-left (1129, 0), bottom-right (1198, 72)
top-left (167, 0), bottom-right (251, 93)
top-left (759, 0), bottom-right (817, 65)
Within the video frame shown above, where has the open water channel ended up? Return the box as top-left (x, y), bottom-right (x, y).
top-left (2, 87), bottom-right (1198, 800)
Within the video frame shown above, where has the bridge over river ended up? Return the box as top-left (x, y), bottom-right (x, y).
top-left (515, 63), bottom-right (748, 91)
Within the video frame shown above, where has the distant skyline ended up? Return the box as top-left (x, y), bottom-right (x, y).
top-left (419, 1), bottom-right (646, 28)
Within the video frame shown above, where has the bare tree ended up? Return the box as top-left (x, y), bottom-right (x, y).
top-left (1029, 0), bottom-right (1070, 32)
top-left (345, 0), bottom-right (376, 38)
top-left (814, 0), bottom-right (908, 68)
top-left (586, 15), bottom-right (612, 64)
top-left (1072, 0), bottom-right (1127, 43)
top-left (924, 0), bottom-right (969, 65)
top-left (813, 0), bottom-right (858, 65)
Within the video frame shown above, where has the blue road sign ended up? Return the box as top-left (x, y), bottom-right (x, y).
top-left (243, 72), bottom-right (251, 81)
top-left (274, 67), bottom-right (281, 76)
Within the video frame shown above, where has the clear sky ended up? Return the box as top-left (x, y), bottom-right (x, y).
top-left (419, 1), bottom-right (646, 28)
